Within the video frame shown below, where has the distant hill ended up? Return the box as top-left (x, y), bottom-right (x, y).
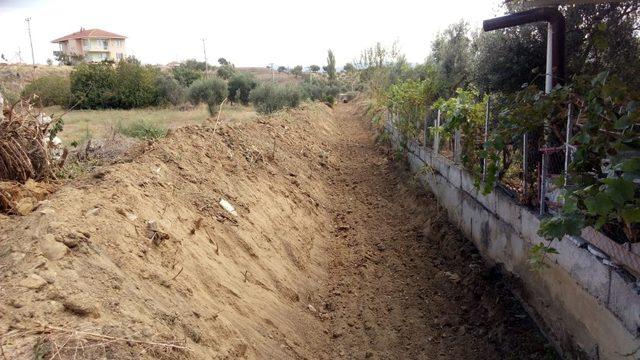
top-left (0, 64), bottom-right (73, 102)
top-left (237, 67), bottom-right (303, 85)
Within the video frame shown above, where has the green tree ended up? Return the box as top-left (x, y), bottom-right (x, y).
top-left (228, 73), bottom-right (257, 105)
top-left (187, 77), bottom-right (228, 115)
top-left (291, 65), bottom-right (303, 77)
top-left (70, 62), bottom-right (117, 108)
top-left (343, 63), bottom-right (355, 72)
top-left (249, 82), bottom-right (303, 114)
top-left (114, 61), bottom-right (158, 109)
top-left (427, 20), bottom-right (472, 98)
top-left (154, 73), bottom-right (185, 106)
top-left (309, 65), bottom-right (320, 73)
top-left (326, 49), bottom-right (337, 83)
top-left (172, 60), bottom-right (204, 87)
top-left (217, 65), bottom-right (236, 80)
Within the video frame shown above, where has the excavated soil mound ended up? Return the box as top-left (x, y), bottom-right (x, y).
top-left (0, 102), bottom-right (555, 359)
top-left (0, 104), bottom-right (336, 359)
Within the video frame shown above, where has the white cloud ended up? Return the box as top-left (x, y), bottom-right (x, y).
top-left (0, 0), bottom-right (503, 67)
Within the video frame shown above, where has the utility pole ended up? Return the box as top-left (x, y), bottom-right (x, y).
top-left (25, 17), bottom-right (35, 68)
top-left (201, 38), bottom-right (208, 78)
top-left (269, 63), bottom-right (275, 82)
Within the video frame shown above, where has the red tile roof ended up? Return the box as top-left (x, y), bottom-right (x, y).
top-left (51, 28), bottom-right (126, 43)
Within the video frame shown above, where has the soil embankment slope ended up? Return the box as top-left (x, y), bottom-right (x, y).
top-left (0, 101), bottom-right (554, 359)
top-left (1, 104), bottom-right (335, 359)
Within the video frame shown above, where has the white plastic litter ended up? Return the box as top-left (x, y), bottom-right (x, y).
top-left (219, 198), bottom-right (238, 216)
top-left (37, 113), bottom-right (52, 125)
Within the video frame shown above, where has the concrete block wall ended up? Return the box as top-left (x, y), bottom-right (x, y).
top-left (387, 123), bottom-right (640, 359)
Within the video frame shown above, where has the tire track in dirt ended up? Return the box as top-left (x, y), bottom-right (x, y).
top-left (319, 103), bottom-right (556, 359)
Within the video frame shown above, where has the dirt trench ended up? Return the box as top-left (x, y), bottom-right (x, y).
top-left (0, 101), bottom-right (555, 359)
top-left (318, 104), bottom-right (555, 359)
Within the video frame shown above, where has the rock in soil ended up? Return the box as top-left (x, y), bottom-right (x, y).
top-left (39, 234), bottom-right (68, 260)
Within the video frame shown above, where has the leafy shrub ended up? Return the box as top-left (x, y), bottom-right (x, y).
top-left (187, 77), bottom-right (228, 115)
top-left (70, 63), bottom-right (117, 109)
top-left (113, 61), bottom-right (158, 109)
top-left (324, 95), bottom-right (335, 107)
top-left (249, 82), bottom-right (303, 114)
top-left (302, 79), bottom-right (340, 102)
top-left (117, 119), bottom-right (167, 139)
top-left (21, 75), bottom-right (71, 107)
top-left (172, 60), bottom-right (206, 87)
top-left (228, 73), bottom-right (257, 105)
top-left (0, 84), bottom-right (19, 105)
top-left (70, 61), bottom-right (160, 109)
top-left (154, 73), bottom-right (185, 106)
top-left (217, 65), bottom-right (236, 80)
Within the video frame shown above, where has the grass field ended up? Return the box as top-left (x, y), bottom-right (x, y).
top-left (45, 103), bottom-right (257, 144)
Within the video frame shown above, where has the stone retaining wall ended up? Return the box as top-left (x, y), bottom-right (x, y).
top-left (386, 123), bottom-right (640, 359)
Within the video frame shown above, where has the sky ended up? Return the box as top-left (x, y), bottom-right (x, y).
top-left (0, 0), bottom-right (504, 67)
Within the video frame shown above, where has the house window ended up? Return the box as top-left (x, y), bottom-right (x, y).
top-left (116, 53), bottom-right (123, 60)
top-left (100, 39), bottom-right (108, 50)
top-left (113, 40), bottom-right (123, 47)
top-left (82, 39), bottom-right (89, 50)
top-left (99, 53), bottom-right (107, 60)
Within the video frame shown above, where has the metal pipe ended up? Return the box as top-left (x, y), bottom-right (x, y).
top-left (483, 7), bottom-right (565, 86)
top-left (564, 104), bottom-right (572, 187)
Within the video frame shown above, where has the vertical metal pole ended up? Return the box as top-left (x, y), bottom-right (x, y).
top-left (540, 23), bottom-right (554, 215)
top-left (483, 96), bottom-right (490, 183)
top-left (522, 133), bottom-right (528, 201)
top-left (545, 23), bottom-right (553, 94)
top-left (564, 103), bottom-right (572, 187)
top-left (434, 110), bottom-right (441, 154)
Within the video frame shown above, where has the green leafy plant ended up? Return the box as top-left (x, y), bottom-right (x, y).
top-left (249, 82), bottom-right (303, 114)
top-left (386, 79), bottom-right (437, 140)
top-left (171, 59), bottom-right (207, 87)
top-left (187, 77), bottom-right (228, 115)
top-left (154, 73), bottom-right (186, 106)
top-left (227, 73), bottom-right (257, 105)
top-left (117, 119), bottom-right (167, 140)
top-left (21, 75), bottom-right (71, 107)
top-left (538, 72), bottom-right (639, 244)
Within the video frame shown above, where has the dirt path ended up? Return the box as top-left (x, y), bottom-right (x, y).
top-left (319, 104), bottom-right (555, 359)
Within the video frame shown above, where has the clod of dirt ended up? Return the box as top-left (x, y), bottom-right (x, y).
top-left (39, 234), bottom-right (68, 260)
top-left (146, 220), bottom-right (169, 245)
top-left (61, 231), bottom-right (87, 248)
top-left (442, 271), bottom-right (461, 283)
top-left (63, 297), bottom-right (99, 318)
top-left (0, 179), bottom-right (56, 215)
top-left (18, 274), bottom-right (47, 289)
top-left (376, 243), bottom-right (386, 251)
top-left (115, 207), bottom-right (137, 221)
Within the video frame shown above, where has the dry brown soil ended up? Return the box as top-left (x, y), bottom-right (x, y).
top-left (0, 101), bottom-right (555, 359)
